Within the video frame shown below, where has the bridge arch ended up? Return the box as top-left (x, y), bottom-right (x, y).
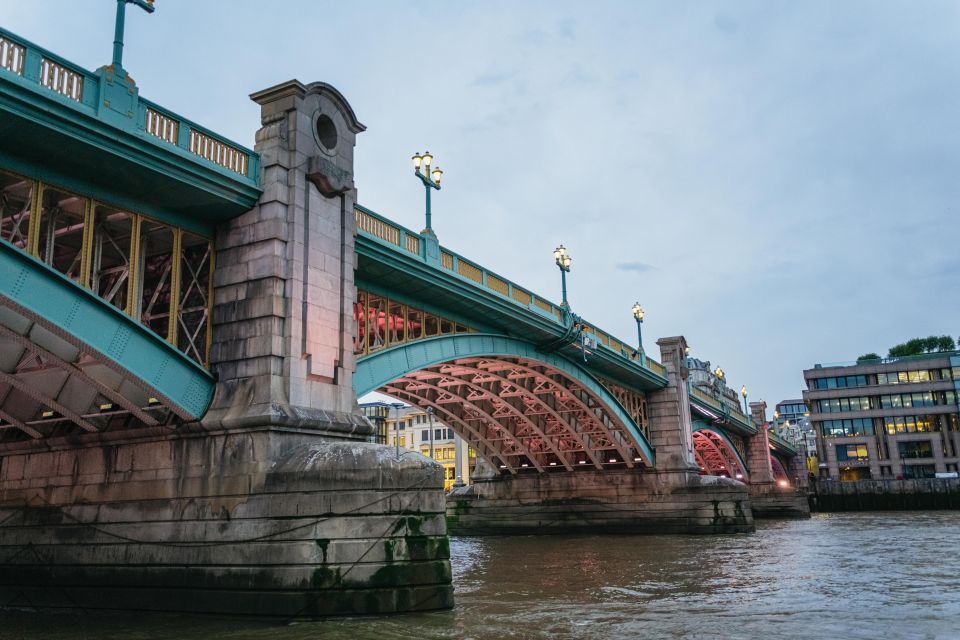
top-left (355, 333), bottom-right (655, 472)
top-left (692, 423), bottom-right (749, 481)
top-left (770, 454), bottom-right (791, 483)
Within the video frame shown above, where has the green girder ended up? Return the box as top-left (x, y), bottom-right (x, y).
top-left (0, 240), bottom-right (214, 419)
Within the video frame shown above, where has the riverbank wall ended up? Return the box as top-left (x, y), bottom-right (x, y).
top-left (809, 478), bottom-right (960, 511)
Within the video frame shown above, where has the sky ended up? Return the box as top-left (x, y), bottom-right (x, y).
top-left (4, 1), bottom-right (959, 412)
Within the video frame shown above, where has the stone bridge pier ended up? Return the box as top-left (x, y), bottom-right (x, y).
top-left (447, 337), bottom-right (754, 535)
top-left (0, 80), bottom-right (452, 618)
top-left (747, 401), bottom-right (810, 518)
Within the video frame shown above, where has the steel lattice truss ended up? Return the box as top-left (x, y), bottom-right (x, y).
top-left (382, 356), bottom-right (649, 473)
top-left (693, 429), bottom-right (747, 480)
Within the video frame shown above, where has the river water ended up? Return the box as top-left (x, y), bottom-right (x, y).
top-left (6, 512), bottom-right (960, 640)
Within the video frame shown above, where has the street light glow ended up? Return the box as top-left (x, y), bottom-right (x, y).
top-left (422, 151), bottom-right (432, 167)
top-left (431, 166), bottom-right (443, 184)
top-left (741, 385), bottom-right (748, 398)
top-left (412, 152), bottom-right (422, 170)
top-left (632, 302), bottom-right (644, 322)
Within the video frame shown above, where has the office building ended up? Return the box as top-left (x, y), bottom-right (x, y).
top-left (803, 353), bottom-right (960, 480)
top-left (361, 402), bottom-right (476, 489)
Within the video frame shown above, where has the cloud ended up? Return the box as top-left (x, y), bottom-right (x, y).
top-left (616, 262), bottom-right (656, 273)
top-left (714, 13), bottom-right (739, 34)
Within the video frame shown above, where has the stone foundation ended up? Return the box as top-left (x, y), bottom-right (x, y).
top-left (446, 470), bottom-right (754, 535)
top-left (749, 483), bottom-right (811, 519)
top-left (0, 427), bottom-right (453, 617)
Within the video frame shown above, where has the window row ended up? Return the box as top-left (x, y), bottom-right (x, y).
top-left (877, 369), bottom-right (959, 385)
top-left (353, 290), bottom-right (474, 355)
top-left (777, 403), bottom-right (807, 416)
top-left (420, 428), bottom-right (455, 441)
top-left (821, 414), bottom-right (960, 437)
top-left (817, 397), bottom-right (871, 413)
top-left (816, 391), bottom-right (957, 413)
top-left (811, 368), bottom-right (960, 390)
top-left (880, 392), bottom-right (956, 410)
top-left (820, 418), bottom-right (875, 437)
top-left (0, 169), bottom-right (213, 364)
top-left (423, 447), bottom-right (457, 461)
top-left (812, 375), bottom-right (868, 389)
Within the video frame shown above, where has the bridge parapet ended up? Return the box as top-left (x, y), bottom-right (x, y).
top-left (354, 204), bottom-right (667, 382)
top-left (0, 27), bottom-right (259, 183)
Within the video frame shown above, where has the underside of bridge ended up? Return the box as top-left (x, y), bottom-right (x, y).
top-left (692, 428), bottom-right (748, 480)
top-left (381, 355), bottom-right (653, 473)
top-left (0, 241), bottom-right (214, 444)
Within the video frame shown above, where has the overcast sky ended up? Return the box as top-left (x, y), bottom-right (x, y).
top-left (5, 1), bottom-right (959, 413)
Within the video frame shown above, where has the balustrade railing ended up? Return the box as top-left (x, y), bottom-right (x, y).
top-left (0, 27), bottom-right (258, 182)
top-left (353, 204), bottom-right (668, 379)
top-left (0, 35), bottom-right (25, 75)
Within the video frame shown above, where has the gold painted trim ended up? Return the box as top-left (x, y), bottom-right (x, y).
top-left (167, 228), bottom-right (182, 343)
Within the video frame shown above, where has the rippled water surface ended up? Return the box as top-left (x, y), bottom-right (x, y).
top-left (7, 513), bottom-right (960, 639)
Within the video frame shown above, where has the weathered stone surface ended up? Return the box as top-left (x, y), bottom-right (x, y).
top-left (0, 430), bottom-right (453, 617)
top-left (447, 470), bottom-right (754, 535)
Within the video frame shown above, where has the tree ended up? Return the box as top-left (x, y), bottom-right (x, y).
top-left (857, 353), bottom-right (881, 363)
top-left (888, 335), bottom-right (956, 358)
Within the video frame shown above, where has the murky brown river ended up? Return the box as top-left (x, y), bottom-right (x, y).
top-left (6, 512), bottom-right (960, 639)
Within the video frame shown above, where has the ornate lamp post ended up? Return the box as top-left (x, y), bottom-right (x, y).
top-left (741, 385), bottom-right (748, 414)
top-left (714, 366), bottom-right (726, 401)
top-left (773, 409), bottom-right (780, 433)
top-left (112, 0), bottom-right (155, 71)
top-left (553, 245), bottom-right (572, 309)
top-left (426, 406), bottom-right (435, 461)
top-left (411, 151), bottom-right (443, 234)
top-left (631, 302), bottom-right (645, 365)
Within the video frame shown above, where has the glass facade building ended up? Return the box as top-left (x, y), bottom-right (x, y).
top-left (804, 353), bottom-right (960, 481)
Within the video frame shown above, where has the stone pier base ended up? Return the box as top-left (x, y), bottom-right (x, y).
top-left (749, 483), bottom-right (811, 519)
top-left (0, 428), bottom-right (453, 617)
top-left (446, 470), bottom-right (754, 535)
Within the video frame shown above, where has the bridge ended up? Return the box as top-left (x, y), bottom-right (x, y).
top-left (351, 204), bottom-right (798, 482)
top-left (0, 18), bottom-right (805, 619)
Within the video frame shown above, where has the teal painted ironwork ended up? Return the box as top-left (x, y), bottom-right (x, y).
top-left (354, 332), bottom-right (656, 465)
top-left (354, 204), bottom-right (670, 391)
top-left (112, 0), bottom-right (155, 70)
top-left (693, 420), bottom-right (751, 474)
top-left (0, 240), bottom-right (214, 419)
top-left (0, 25), bottom-right (260, 234)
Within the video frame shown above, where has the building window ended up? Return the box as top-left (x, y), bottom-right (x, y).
top-left (902, 464), bottom-right (936, 479)
top-left (421, 430), bottom-right (429, 442)
top-left (897, 441), bottom-right (933, 459)
top-left (836, 444), bottom-right (869, 462)
top-left (435, 428), bottom-right (442, 440)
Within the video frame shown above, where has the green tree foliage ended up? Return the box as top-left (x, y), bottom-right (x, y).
top-left (887, 335), bottom-right (956, 358)
top-left (857, 353), bottom-right (881, 363)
